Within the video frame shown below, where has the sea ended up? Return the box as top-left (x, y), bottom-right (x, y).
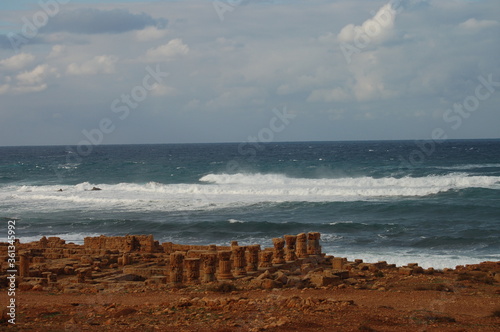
top-left (1, 140), bottom-right (499, 269)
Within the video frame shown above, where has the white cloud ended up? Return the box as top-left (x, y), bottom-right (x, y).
top-left (321, 108), bottom-right (346, 121)
top-left (0, 84), bottom-right (9, 95)
top-left (16, 65), bottom-right (48, 86)
top-left (459, 18), bottom-right (499, 30)
top-left (48, 45), bottom-right (66, 58)
top-left (151, 83), bottom-right (178, 96)
top-left (12, 84), bottom-right (48, 94)
top-left (308, 87), bottom-right (351, 102)
top-left (145, 38), bottom-right (189, 62)
top-left (1, 0), bottom-right (500, 144)
top-left (66, 55), bottom-right (118, 75)
top-left (135, 26), bottom-right (169, 42)
top-left (337, 3), bottom-right (397, 44)
top-left (0, 64), bottom-right (58, 95)
top-left (0, 53), bottom-right (35, 71)
top-left (317, 32), bottom-right (337, 45)
top-left (276, 70), bottom-right (331, 96)
top-left (352, 74), bottom-right (390, 101)
top-left (206, 87), bottom-right (261, 110)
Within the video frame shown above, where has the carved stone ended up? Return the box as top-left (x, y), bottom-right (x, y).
top-left (296, 233), bottom-right (308, 258)
top-left (333, 257), bottom-right (347, 270)
top-left (39, 236), bottom-right (48, 248)
top-left (218, 251), bottom-right (233, 280)
top-left (259, 250), bottom-right (273, 268)
top-left (19, 252), bottom-right (30, 278)
top-left (284, 235), bottom-right (297, 262)
top-left (231, 246), bottom-right (247, 276)
top-left (202, 253), bottom-right (217, 283)
top-left (307, 232), bottom-right (322, 255)
top-left (272, 238), bottom-right (286, 264)
top-left (76, 268), bottom-right (91, 283)
top-left (121, 253), bottom-right (130, 266)
top-left (184, 258), bottom-right (201, 284)
top-left (246, 244), bottom-right (261, 272)
top-left (170, 252), bottom-right (184, 284)
top-left (3, 232), bottom-right (333, 293)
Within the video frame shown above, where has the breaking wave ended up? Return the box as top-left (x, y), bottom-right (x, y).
top-left (3, 172), bottom-right (498, 214)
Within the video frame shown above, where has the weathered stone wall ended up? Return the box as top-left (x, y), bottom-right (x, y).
top-left (83, 235), bottom-right (160, 253)
top-left (1, 232), bottom-right (498, 294)
top-left (0, 232), bottom-right (331, 288)
top-left (162, 243), bottom-right (231, 254)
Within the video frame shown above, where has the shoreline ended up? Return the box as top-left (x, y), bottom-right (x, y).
top-left (15, 234), bottom-right (498, 270)
top-left (1, 233), bottom-right (499, 330)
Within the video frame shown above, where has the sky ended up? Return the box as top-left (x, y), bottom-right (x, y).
top-left (0, 0), bottom-right (499, 146)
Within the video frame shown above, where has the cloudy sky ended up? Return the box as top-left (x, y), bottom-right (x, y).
top-left (0, 0), bottom-right (499, 146)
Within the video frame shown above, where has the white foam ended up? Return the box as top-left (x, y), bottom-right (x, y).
top-left (328, 221), bottom-right (353, 225)
top-left (2, 172), bottom-right (499, 214)
top-left (437, 163), bottom-right (500, 170)
top-left (228, 218), bottom-right (246, 223)
top-left (199, 172), bottom-right (499, 198)
top-left (324, 248), bottom-right (500, 269)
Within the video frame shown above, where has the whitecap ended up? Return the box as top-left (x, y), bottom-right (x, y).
top-left (3, 172), bottom-right (499, 214)
top-left (228, 219), bottom-right (245, 224)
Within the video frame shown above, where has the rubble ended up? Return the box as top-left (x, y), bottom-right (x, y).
top-left (1, 233), bottom-right (499, 295)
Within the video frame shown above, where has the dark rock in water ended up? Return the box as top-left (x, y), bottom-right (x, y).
top-left (57, 189), bottom-right (63, 192)
top-left (91, 187), bottom-right (102, 191)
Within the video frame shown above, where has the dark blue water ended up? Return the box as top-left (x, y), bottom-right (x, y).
top-left (1, 140), bottom-right (499, 268)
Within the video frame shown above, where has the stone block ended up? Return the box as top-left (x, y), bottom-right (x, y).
top-left (357, 263), bottom-right (371, 271)
top-left (333, 257), bottom-right (347, 270)
top-left (344, 278), bottom-right (358, 285)
top-left (256, 270), bottom-right (272, 281)
top-left (146, 276), bottom-right (167, 285)
top-left (412, 266), bottom-right (424, 274)
top-left (374, 261), bottom-right (388, 269)
top-left (331, 270), bottom-right (349, 279)
top-left (301, 263), bottom-right (315, 274)
top-left (260, 279), bottom-right (283, 290)
top-left (32, 257), bottom-right (45, 263)
top-left (309, 273), bottom-right (341, 287)
top-left (274, 271), bottom-right (288, 284)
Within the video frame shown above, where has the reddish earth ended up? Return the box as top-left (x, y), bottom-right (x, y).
top-left (4, 272), bottom-right (500, 331)
top-left (1, 235), bottom-right (499, 331)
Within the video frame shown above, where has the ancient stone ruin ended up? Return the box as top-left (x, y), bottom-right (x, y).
top-left (1, 233), bottom-right (499, 293)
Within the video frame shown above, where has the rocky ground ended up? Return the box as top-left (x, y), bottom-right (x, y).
top-left (3, 264), bottom-right (500, 331)
top-left (1, 235), bottom-right (499, 331)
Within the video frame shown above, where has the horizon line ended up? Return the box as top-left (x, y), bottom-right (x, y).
top-left (1, 137), bottom-right (500, 148)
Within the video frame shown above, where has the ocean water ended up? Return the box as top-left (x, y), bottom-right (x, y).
top-left (1, 140), bottom-right (499, 269)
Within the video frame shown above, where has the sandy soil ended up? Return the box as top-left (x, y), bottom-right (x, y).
top-left (4, 272), bottom-right (500, 331)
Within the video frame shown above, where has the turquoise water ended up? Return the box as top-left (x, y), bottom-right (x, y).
top-left (1, 140), bottom-right (499, 268)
